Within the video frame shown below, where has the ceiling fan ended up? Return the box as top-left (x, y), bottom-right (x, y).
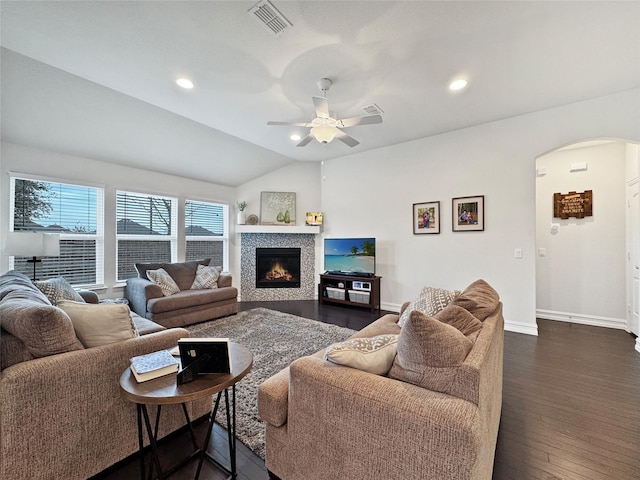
top-left (267, 78), bottom-right (382, 147)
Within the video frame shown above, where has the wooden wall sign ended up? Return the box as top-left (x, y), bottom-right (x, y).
top-left (553, 190), bottom-right (593, 219)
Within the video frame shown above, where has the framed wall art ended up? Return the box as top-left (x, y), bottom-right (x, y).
top-left (452, 195), bottom-right (484, 232)
top-left (413, 201), bottom-right (440, 234)
top-left (260, 192), bottom-right (296, 225)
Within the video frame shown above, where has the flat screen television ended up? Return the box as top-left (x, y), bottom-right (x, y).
top-left (324, 237), bottom-right (376, 277)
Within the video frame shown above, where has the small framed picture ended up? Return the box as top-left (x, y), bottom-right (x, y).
top-left (452, 195), bottom-right (484, 232)
top-left (413, 201), bottom-right (440, 234)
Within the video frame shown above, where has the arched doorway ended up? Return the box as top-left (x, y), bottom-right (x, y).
top-left (535, 139), bottom-right (639, 342)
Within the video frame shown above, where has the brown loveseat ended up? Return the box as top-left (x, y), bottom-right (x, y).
top-left (0, 271), bottom-right (210, 480)
top-left (125, 259), bottom-right (238, 328)
top-left (258, 280), bottom-right (504, 480)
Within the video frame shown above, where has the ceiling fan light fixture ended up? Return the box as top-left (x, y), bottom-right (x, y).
top-left (310, 125), bottom-right (336, 144)
top-left (290, 134), bottom-right (301, 141)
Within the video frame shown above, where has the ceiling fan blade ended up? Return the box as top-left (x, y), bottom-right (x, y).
top-left (334, 129), bottom-right (359, 147)
top-left (267, 121), bottom-right (312, 127)
top-left (296, 135), bottom-right (314, 147)
top-left (337, 114), bottom-right (383, 128)
top-left (312, 96), bottom-right (330, 119)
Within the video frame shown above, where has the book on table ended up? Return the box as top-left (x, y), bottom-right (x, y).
top-left (130, 349), bottom-right (179, 383)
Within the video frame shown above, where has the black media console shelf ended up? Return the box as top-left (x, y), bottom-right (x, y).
top-left (318, 273), bottom-right (381, 312)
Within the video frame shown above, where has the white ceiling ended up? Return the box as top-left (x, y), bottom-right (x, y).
top-left (1, 1), bottom-right (638, 187)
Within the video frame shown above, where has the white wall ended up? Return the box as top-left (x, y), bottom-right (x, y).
top-left (320, 89), bottom-right (640, 335)
top-left (232, 161), bottom-right (321, 299)
top-left (0, 142), bottom-right (236, 298)
top-left (535, 142), bottom-right (626, 327)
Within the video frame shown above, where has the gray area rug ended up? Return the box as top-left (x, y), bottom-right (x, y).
top-left (185, 308), bottom-right (356, 459)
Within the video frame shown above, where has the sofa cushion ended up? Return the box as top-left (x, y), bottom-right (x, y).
top-left (191, 264), bottom-right (221, 290)
top-left (147, 287), bottom-right (238, 314)
top-left (0, 292), bottom-right (84, 357)
top-left (398, 286), bottom-right (460, 327)
top-left (389, 310), bottom-right (473, 395)
top-left (135, 259), bottom-right (211, 290)
top-left (434, 304), bottom-right (483, 336)
top-left (324, 334), bottom-right (399, 375)
top-left (58, 300), bottom-right (139, 348)
top-left (0, 330), bottom-right (34, 370)
top-left (147, 268), bottom-right (181, 296)
top-left (450, 279), bottom-right (500, 321)
top-left (34, 276), bottom-right (85, 305)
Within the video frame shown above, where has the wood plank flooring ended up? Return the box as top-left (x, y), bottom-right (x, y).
top-left (93, 301), bottom-right (640, 480)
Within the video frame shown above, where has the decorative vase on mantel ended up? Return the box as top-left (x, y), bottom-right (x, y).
top-left (237, 212), bottom-right (247, 225)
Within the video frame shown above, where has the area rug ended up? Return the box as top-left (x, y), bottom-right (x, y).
top-left (185, 308), bottom-right (356, 459)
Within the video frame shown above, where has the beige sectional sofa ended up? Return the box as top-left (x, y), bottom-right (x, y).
top-left (125, 258), bottom-right (238, 328)
top-left (0, 271), bottom-right (210, 480)
top-left (258, 280), bottom-right (504, 480)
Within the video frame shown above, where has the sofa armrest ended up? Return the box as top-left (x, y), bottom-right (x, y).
top-left (125, 277), bottom-right (163, 317)
top-left (217, 272), bottom-right (232, 288)
top-left (283, 356), bottom-right (481, 478)
top-left (77, 289), bottom-right (100, 304)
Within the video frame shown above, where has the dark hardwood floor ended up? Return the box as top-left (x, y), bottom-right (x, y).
top-left (93, 301), bottom-right (640, 480)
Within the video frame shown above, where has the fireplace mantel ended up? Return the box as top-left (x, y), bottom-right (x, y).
top-left (236, 225), bottom-right (321, 234)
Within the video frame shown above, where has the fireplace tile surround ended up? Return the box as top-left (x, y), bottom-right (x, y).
top-left (240, 233), bottom-right (316, 301)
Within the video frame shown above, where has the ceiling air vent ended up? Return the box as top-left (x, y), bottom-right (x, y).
top-left (249, 0), bottom-right (292, 38)
top-left (363, 103), bottom-right (384, 115)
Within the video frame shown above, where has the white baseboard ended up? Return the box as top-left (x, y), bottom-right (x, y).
top-left (536, 309), bottom-right (627, 330)
top-left (505, 320), bottom-right (538, 336)
top-left (636, 337), bottom-right (640, 354)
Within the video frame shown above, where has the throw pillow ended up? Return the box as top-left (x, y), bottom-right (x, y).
top-left (190, 264), bottom-right (222, 290)
top-left (398, 286), bottom-right (461, 327)
top-left (389, 310), bottom-right (473, 395)
top-left (147, 268), bottom-right (180, 296)
top-left (34, 276), bottom-right (85, 305)
top-left (434, 304), bottom-right (483, 336)
top-left (450, 279), bottom-right (500, 321)
top-left (58, 301), bottom-right (138, 348)
top-left (324, 334), bottom-right (399, 375)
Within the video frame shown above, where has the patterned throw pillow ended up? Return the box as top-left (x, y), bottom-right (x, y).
top-left (34, 277), bottom-right (85, 305)
top-left (190, 265), bottom-right (221, 290)
top-left (147, 268), bottom-right (180, 296)
top-left (398, 286), bottom-right (461, 327)
top-left (324, 334), bottom-right (399, 375)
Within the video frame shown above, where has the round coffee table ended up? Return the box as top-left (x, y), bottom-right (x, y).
top-left (120, 342), bottom-right (253, 480)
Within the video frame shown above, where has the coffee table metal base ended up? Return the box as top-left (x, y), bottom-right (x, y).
top-left (137, 385), bottom-right (237, 480)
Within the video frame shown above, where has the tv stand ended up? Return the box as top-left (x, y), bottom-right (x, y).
top-left (318, 273), bottom-right (381, 312)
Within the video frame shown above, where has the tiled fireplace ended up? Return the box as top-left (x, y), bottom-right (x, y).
top-left (240, 233), bottom-right (316, 301)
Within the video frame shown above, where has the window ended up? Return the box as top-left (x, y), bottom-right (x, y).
top-left (116, 190), bottom-right (178, 280)
top-left (10, 176), bottom-right (104, 286)
top-left (185, 199), bottom-right (228, 269)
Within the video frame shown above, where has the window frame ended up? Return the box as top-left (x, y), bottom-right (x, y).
top-left (9, 173), bottom-right (105, 288)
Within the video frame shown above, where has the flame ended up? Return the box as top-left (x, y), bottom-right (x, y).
top-left (264, 262), bottom-right (293, 281)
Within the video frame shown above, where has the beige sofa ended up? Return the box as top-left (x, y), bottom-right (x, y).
top-left (258, 280), bottom-right (504, 480)
top-left (125, 259), bottom-right (238, 328)
top-left (0, 271), bottom-right (211, 480)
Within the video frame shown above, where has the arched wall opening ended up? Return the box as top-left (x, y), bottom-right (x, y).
top-left (535, 139), bottom-right (639, 339)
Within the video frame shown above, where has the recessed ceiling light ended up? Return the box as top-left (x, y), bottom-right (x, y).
top-left (176, 78), bottom-right (194, 89)
top-left (449, 79), bottom-right (468, 91)
top-left (290, 134), bottom-right (301, 141)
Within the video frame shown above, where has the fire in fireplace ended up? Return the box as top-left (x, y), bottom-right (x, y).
top-left (256, 248), bottom-right (301, 288)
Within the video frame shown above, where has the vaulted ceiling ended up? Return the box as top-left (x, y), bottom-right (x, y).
top-left (1, 1), bottom-right (638, 186)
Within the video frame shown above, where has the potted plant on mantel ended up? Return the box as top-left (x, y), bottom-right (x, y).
top-left (236, 201), bottom-right (247, 225)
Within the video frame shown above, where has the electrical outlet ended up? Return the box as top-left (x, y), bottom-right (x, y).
top-left (514, 248), bottom-right (523, 259)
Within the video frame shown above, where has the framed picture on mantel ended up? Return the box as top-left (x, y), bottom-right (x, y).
top-left (260, 192), bottom-right (296, 225)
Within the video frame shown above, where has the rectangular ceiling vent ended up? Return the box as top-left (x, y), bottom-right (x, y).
top-left (363, 103), bottom-right (384, 115)
top-left (249, 0), bottom-right (293, 38)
